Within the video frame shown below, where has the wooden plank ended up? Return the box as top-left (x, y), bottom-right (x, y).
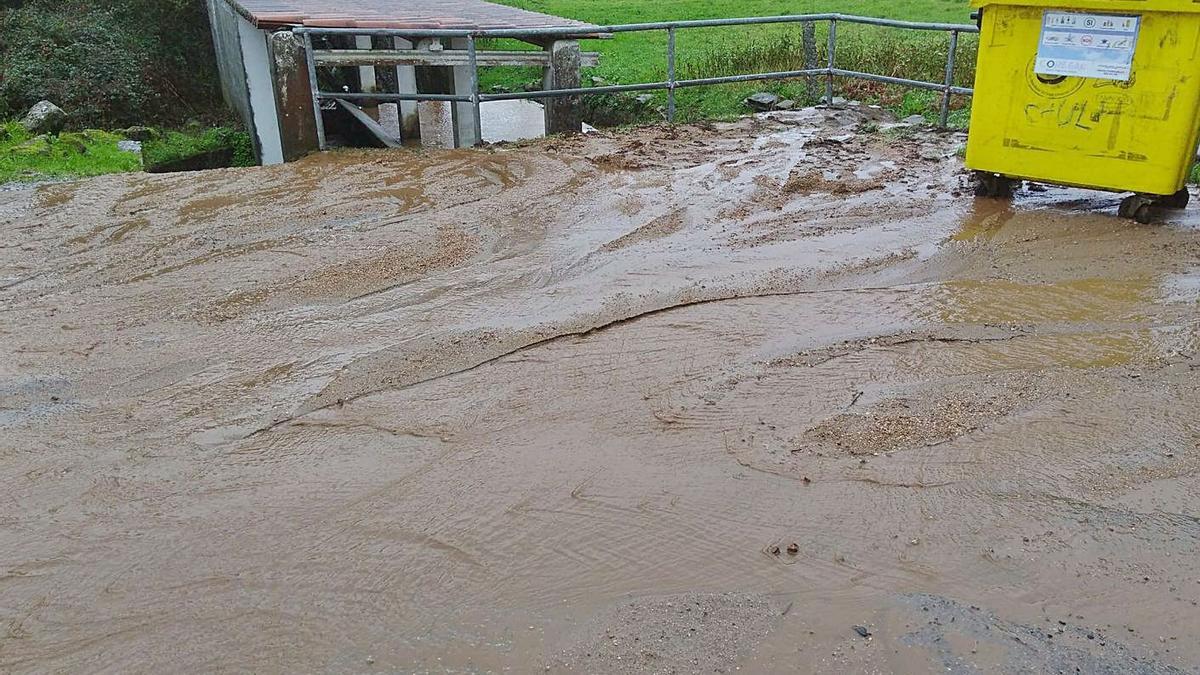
top-left (314, 49), bottom-right (600, 68)
top-left (334, 98), bottom-right (403, 148)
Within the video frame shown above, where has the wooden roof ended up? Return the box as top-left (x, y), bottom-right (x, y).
top-left (226, 0), bottom-right (601, 32)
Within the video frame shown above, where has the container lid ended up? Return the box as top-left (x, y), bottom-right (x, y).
top-left (971, 0), bottom-right (1200, 13)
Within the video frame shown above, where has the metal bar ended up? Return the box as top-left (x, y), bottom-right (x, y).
top-left (825, 19), bottom-right (836, 104)
top-left (939, 30), bottom-right (960, 128)
top-left (334, 99), bottom-right (403, 148)
top-left (477, 67), bottom-right (970, 102)
top-left (479, 81), bottom-right (670, 101)
top-left (290, 13), bottom-right (978, 39)
top-left (320, 91), bottom-right (471, 102)
top-left (467, 36), bottom-right (483, 147)
top-left (674, 69), bottom-right (830, 89)
top-left (313, 49), bottom-right (601, 68)
top-left (830, 68), bottom-right (972, 94)
top-left (666, 27), bottom-right (677, 123)
top-left (302, 32), bottom-right (326, 151)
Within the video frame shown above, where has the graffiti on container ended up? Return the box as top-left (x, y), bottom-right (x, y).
top-left (1023, 96), bottom-right (1130, 131)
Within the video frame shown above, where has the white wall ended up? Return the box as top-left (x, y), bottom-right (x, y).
top-left (237, 16), bottom-right (285, 165)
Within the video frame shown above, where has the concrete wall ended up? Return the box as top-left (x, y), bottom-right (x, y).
top-left (205, 0), bottom-right (285, 165)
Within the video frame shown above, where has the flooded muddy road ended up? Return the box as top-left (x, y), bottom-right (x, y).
top-left (2, 106), bottom-right (1199, 673)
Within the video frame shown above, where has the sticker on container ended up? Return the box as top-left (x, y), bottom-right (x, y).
top-left (1035, 11), bottom-right (1140, 81)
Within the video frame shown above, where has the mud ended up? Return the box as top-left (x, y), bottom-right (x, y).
top-left (2, 104), bottom-right (1199, 673)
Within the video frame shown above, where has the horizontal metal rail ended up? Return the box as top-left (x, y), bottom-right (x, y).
top-left (292, 12), bottom-right (978, 38)
top-left (313, 48), bottom-right (601, 68)
top-left (299, 12), bottom-right (977, 151)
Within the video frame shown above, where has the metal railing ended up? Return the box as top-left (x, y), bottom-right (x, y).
top-left (295, 13), bottom-right (979, 150)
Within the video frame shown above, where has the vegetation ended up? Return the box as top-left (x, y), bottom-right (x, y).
top-left (0, 0), bottom-right (223, 128)
top-left (142, 127), bottom-right (255, 172)
top-left (0, 121), bottom-right (140, 183)
top-left (0, 121), bottom-right (252, 183)
top-left (485, 0), bottom-right (976, 125)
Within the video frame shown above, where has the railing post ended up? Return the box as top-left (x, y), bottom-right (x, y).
top-left (939, 29), bottom-right (959, 129)
top-left (802, 21), bottom-right (818, 97)
top-left (825, 19), bottom-right (837, 105)
top-left (666, 27), bottom-right (677, 123)
top-left (466, 35), bottom-right (484, 146)
top-left (302, 31), bottom-right (327, 151)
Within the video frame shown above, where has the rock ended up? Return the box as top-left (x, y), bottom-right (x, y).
top-left (901, 114), bottom-right (927, 126)
top-left (919, 147), bottom-right (944, 161)
top-left (828, 133), bottom-right (856, 144)
top-left (119, 126), bottom-right (157, 141)
top-left (118, 140), bottom-right (143, 154)
top-left (744, 92), bottom-right (780, 111)
top-left (824, 96), bottom-right (848, 106)
top-left (590, 75), bottom-right (608, 86)
top-left (634, 94), bottom-right (655, 105)
top-left (776, 99), bottom-right (797, 111)
top-left (20, 101), bottom-right (67, 135)
top-left (853, 625), bottom-right (872, 638)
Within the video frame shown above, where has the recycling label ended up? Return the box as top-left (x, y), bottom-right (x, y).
top-left (1035, 11), bottom-right (1140, 81)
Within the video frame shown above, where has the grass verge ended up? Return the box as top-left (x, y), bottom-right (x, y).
top-left (0, 121), bottom-right (140, 183)
top-left (485, 0), bottom-right (977, 125)
top-left (142, 127), bottom-right (255, 172)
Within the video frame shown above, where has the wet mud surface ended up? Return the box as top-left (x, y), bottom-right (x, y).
top-left (2, 105), bottom-right (1199, 672)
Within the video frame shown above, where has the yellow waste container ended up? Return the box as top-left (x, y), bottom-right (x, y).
top-left (965, 0), bottom-right (1200, 221)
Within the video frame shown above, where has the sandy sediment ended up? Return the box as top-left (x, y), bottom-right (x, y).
top-left (1, 105), bottom-right (1198, 672)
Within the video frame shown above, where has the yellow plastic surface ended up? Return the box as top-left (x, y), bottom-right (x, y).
top-left (965, 3), bottom-right (1200, 194)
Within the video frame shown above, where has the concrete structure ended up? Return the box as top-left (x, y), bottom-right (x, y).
top-left (206, 0), bottom-right (601, 164)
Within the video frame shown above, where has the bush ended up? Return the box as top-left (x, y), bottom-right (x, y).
top-left (0, 0), bottom-right (224, 128)
top-left (0, 2), bottom-right (155, 126)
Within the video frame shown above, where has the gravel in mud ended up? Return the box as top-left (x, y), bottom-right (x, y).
top-left (2, 104), bottom-right (1199, 673)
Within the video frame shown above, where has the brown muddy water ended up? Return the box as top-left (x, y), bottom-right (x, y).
top-left (2, 106), bottom-right (1199, 673)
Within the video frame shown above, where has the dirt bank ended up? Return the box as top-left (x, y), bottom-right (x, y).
top-left (1, 105), bottom-right (1198, 673)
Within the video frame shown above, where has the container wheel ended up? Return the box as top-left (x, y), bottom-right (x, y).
top-left (1118, 194), bottom-right (1156, 223)
top-left (973, 172), bottom-right (1015, 199)
top-left (1161, 187), bottom-right (1190, 210)
top-left (1133, 203), bottom-right (1154, 224)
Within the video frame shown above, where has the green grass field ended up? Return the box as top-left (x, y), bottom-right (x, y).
top-left (486, 0), bottom-right (976, 124)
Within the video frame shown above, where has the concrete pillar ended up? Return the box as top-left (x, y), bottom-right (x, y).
top-left (542, 39), bottom-right (583, 136)
top-left (354, 35), bottom-right (377, 92)
top-left (267, 31), bottom-right (319, 161)
top-left (413, 39), bottom-right (479, 148)
top-left (448, 38), bottom-right (481, 147)
top-left (394, 37), bottom-right (421, 141)
top-left (353, 35), bottom-right (381, 124)
top-left (415, 39), bottom-right (456, 149)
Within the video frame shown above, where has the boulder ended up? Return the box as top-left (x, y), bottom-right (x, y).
top-left (20, 101), bottom-right (67, 135)
top-left (745, 92), bottom-right (780, 111)
top-left (900, 114), bottom-right (927, 126)
top-left (776, 99), bottom-right (796, 110)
